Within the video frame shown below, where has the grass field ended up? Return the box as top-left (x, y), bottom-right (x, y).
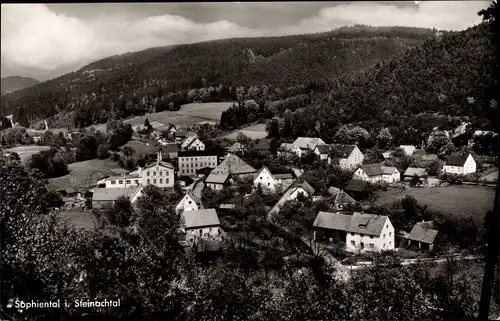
top-left (57, 210), bottom-right (97, 230)
top-left (180, 102), bottom-right (232, 120)
top-left (5, 145), bottom-right (51, 163)
top-left (60, 159), bottom-right (122, 188)
top-left (221, 123), bottom-right (268, 140)
top-left (375, 185), bottom-right (495, 224)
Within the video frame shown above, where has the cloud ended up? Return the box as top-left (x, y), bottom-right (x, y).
top-left (0, 2), bottom-right (489, 81)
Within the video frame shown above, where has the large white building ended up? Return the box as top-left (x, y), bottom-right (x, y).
top-left (313, 211), bottom-right (395, 252)
top-left (442, 152), bottom-right (476, 175)
top-left (102, 151), bottom-right (175, 188)
top-left (353, 164), bottom-right (400, 183)
top-left (178, 150), bottom-right (218, 176)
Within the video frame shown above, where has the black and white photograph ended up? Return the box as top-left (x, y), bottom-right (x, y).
top-left (1, 1), bottom-right (499, 320)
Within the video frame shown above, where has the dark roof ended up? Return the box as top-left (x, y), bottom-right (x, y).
top-left (211, 154), bottom-right (256, 175)
top-left (404, 167), bottom-right (428, 177)
top-left (315, 144), bottom-right (331, 154)
top-left (161, 145), bottom-right (181, 153)
top-left (196, 167), bottom-right (214, 175)
top-left (274, 173), bottom-right (294, 180)
top-left (330, 190), bottom-right (357, 205)
top-left (175, 131), bottom-right (190, 137)
top-left (445, 152), bottom-right (471, 166)
top-left (178, 150), bottom-right (218, 157)
top-left (329, 144), bottom-right (356, 158)
top-left (407, 222), bottom-right (438, 244)
top-left (254, 141), bottom-right (271, 150)
top-left (359, 164), bottom-right (382, 176)
top-left (313, 211), bottom-right (388, 236)
top-left (345, 179), bottom-right (371, 192)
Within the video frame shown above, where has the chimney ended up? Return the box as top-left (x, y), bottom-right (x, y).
top-left (157, 150), bottom-right (162, 163)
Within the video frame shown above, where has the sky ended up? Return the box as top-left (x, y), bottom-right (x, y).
top-left (1, 1), bottom-right (491, 81)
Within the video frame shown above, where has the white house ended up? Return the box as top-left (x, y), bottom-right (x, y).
top-left (104, 151), bottom-right (175, 188)
top-left (292, 137), bottom-right (326, 157)
top-left (253, 166), bottom-right (294, 194)
top-left (277, 143), bottom-right (295, 157)
top-left (268, 180), bottom-right (316, 219)
top-left (380, 166), bottom-right (400, 183)
top-left (353, 164), bottom-right (384, 183)
top-left (181, 208), bottom-right (221, 242)
top-left (181, 134), bottom-right (205, 151)
top-left (399, 145), bottom-right (416, 156)
top-left (325, 144), bottom-right (364, 170)
top-left (176, 190), bottom-right (204, 214)
top-left (442, 152), bottom-right (476, 175)
top-left (313, 211), bottom-right (395, 252)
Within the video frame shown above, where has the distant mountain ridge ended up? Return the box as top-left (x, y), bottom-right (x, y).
top-left (0, 25), bottom-right (440, 127)
top-left (1, 76), bottom-right (40, 96)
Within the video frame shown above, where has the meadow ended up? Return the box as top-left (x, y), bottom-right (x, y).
top-left (221, 123), bottom-right (268, 140)
top-left (52, 158), bottom-right (124, 189)
top-left (376, 185), bottom-right (496, 224)
top-left (6, 145), bottom-right (51, 163)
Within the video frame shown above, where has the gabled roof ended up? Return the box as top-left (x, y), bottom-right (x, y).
top-left (144, 160), bottom-right (175, 170)
top-left (211, 154), bottom-right (256, 176)
top-left (287, 179), bottom-right (316, 195)
top-left (345, 179), bottom-right (371, 192)
top-left (274, 173), bottom-right (294, 180)
top-left (358, 164), bottom-right (382, 176)
top-left (92, 186), bottom-right (140, 202)
top-left (313, 211), bottom-right (388, 236)
top-left (421, 154), bottom-right (438, 161)
top-left (328, 186), bottom-right (340, 196)
top-left (404, 167), bottom-right (428, 177)
top-left (292, 137), bottom-right (323, 149)
top-left (268, 180), bottom-right (315, 215)
top-left (227, 142), bottom-right (245, 152)
top-left (331, 190), bottom-right (357, 205)
top-left (175, 131), bottom-right (190, 137)
top-left (399, 145), bottom-right (416, 155)
top-left (255, 166), bottom-right (273, 180)
top-left (180, 190), bottom-right (204, 208)
top-left (329, 144), bottom-right (357, 158)
top-left (315, 144), bottom-right (331, 154)
top-left (445, 152), bottom-right (472, 166)
top-left (205, 172), bottom-right (230, 184)
top-left (380, 166), bottom-right (398, 175)
top-left (407, 222), bottom-right (438, 244)
top-left (182, 208), bottom-right (220, 229)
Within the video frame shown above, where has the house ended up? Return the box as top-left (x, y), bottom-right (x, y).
top-left (150, 129), bottom-right (163, 140)
top-left (268, 180), bottom-right (316, 219)
top-left (91, 186), bottom-right (142, 208)
top-left (353, 164), bottom-right (383, 183)
top-left (227, 142), bottom-right (246, 154)
top-left (403, 167), bottom-right (429, 182)
top-left (345, 179), bottom-right (372, 201)
top-left (277, 143), bottom-right (295, 157)
top-left (327, 187), bottom-right (358, 211)
top-left (253, 140), bottom-right (271, 153)
top-left (399, 145), bottom-right (416, 156)
top-left (292, 137), bottom-right (326, 157)
top-left (176, 191), bottom-right (204, 214)
top-left (33, 136), bottom-right (43, 143)
top-left (206, 154), bottom-right (257, 190)
top-left (403, 221), bottom-right (438, 251)
top-left (313, 211), bottom-right (395, 252)
top-left (316, 144), bottom-right (364, 170)
top-left (181, 208), bottom-right (221, 242)
top-left (181, 134), bottom-right (205, 151)
top-left (253, 166), bottom-right (294, 194)
top-left (382, 151), bottom-right (392, 160)
top-left (380, 166), bottom-right (400, 183)
top-left (442, 152), bottom-right (476, 175)
top-left (178, 150), bottom-right (218, 176)
top-left (174, 131), bottom-right (190, 142)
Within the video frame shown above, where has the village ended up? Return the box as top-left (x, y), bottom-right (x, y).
top-left (24, 118), bottom-right (495, 270)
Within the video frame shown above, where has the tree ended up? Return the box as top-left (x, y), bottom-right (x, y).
top-left (377, 127), bottom-right (393, 149)
top-left (98, 144), bottom-right (109, 159)
top-left (122, 146), bottom-right (135, 161)
top-left (104, 196), bottom-right (134, 228)
top-left (236, 132), bottom-right (251, 147)
top-left (266, 118), bottom-right (281, 138)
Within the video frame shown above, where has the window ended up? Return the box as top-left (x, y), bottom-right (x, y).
top-left (260, 177), bottom-right (263, 179)
top-left (135, 180), bottom-right (139, 184)
top-left (153, 171), bottom-right (156, 176)
top-left (147, 179), bottom-right (150, 184)
top-left (166, 179), bottom-right (169, 184)
top-left (351, 232), bottom-right (354, 236)
top-left (370, 235), bottom-right (373, 239)
top-left (383, 243), bottom-right (386, 248)
top-left (383, 234), bottom-right (386, 238)
top-left (369, 243), bottom-right (374, 249)
top-left (111, 180), bottom-right (116, 185)
top-left (126, 180), bottom-right (131, 184)
top-left (159, 179), bottom-right (163, 183)
top-left (389, 232), bottom-right (392, 236)
top-left (386, 224), bottom-right (388, 229)
top-left (389, 241), bottom-right (392, 246)
top-left (267, 183), bottom-right (270, 186)
top-left (159, 171), bottom-right (162, 176)
top-left (118, 180), bottom-right (123, 184)
top-left (351, 241), bottom-right (355, 246)
top-left (147, 171), bottom-right (150, 176)
top-left (188, 201), bottom-right (192, 204)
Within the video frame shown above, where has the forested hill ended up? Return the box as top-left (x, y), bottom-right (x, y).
top-left (1, 76), bottom-right (40, 96)
top-left (1, 25), bottom-right (438, 127)
top-left (260, 21), bottom-right (497, 145)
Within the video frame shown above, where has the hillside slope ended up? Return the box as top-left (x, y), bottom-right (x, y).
top-left (1, 76), bottom-right (40, 96)
top-left (0, 25), bottom-right (437, 128)
top-left (269, 22), bottom-right (496, 145)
